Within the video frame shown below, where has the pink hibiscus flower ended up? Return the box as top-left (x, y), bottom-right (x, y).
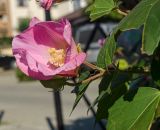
top-left (40, 0), bottom-right (54, 10)
top-left (12, 17), bottom-right (86, 80)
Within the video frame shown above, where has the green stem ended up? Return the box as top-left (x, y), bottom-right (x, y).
top-left (117, 9), bottom-right (128, 16)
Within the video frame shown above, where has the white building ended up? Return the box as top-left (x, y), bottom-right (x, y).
top-left (0, 0), bottom-right (87, 37)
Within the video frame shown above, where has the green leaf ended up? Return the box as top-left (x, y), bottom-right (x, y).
top-left (107, 87), bottom-right (160, 130)
top-left (155, 101), bottom-right (160, 119)
top-left (96, 71), bottom-right (131, 120)
top-left (97, 0), bottom-right (160, 68)
top-left (86, 0), bottom-right (116, 21)
top-left (88, 73), bottom-right (114, 118)
top-left (142, 0), bottom-right (160, 55)
top-left (97, 33), bottom-right (116, 68)
top-left (118, 0), bottom-right (160, 55)
top-left (78, 71), bottom-right (90, 82)
top-left (70, 82), bottom-right (89, 115)
top-left (94, 0), bottom-right (160, 68)
top-left (70, 71), bottom-right (90, 114)
top-left (40, 76), bottom-right (66, 91)
top-left (96, 74), bottom-right (112, 121)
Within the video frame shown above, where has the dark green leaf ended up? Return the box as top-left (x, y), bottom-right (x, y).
top-left (118, 0), bottom-right (160, 55)
top-left (70, 71), bottom-right (90, 114)
top-left (70, 82), bottom-right (89, 115)
top-left (96, 71), bottom-right (131, 120)
top-left (87, 73), bottom-right (114, 116)
top-left (142, 0), bottom-right (160, 54)
top-left (40, 76), bottom-right (66, 91)
top-left (78, 71), bottom-right (90, 82)
top-left (107, 87), bottom-right (160, 130)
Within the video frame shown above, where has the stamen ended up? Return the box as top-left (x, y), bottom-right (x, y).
top-left (48, 48), bottom-right (65, 67)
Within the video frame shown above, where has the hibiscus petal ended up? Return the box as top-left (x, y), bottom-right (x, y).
top-left (12, 29), bottom-right (50, 66)
top-left (29, 17), bottom-right (41, 27)
top-left (13, 48), bottom-right (52, 80)
top-left (65, 39), bottom-right (78, 62)
top-left (40, 52), bottom-right (86, 76)
top-left (63, 19), bottom-right (72, 45)
top-left (33, 22), bottom-right (68, 49)
top-left (39, 19), bottom-right (72, 45)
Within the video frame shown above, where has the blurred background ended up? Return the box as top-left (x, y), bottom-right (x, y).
top-left (0, 0), bottom-right (141, 130)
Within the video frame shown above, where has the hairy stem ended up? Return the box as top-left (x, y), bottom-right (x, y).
top-left (82, 71), bottom-right (105, 84)
top-left (83, 61), bottom-right (105, 72)
top-left (117, 9), bottom-right (128, 16)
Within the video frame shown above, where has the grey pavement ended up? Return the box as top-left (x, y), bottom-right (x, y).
top-left (0, 70), bottom-right (102, 130)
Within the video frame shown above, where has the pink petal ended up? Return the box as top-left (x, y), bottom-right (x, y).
top-left (63, 19), bottom-right (72, 45)
top-left (40, 52), bottom-right (86, 76)
top-left (29, 17), bottom-right (41, 27)
top-left (40, 0), bottom-right (54, 10)
top-left (65, 39), bottom-right (78, 62)
top-left (33, 21), bottom-right (69, 49)
top-left (13, 48), bottom-right (52, 80)
top-left (12, 28), bottom-right (50, 66)
top-left (38, 19), bottom-right (72, 46)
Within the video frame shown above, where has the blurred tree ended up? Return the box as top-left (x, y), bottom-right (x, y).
top-left (18, 18), bottom-right (30, 32)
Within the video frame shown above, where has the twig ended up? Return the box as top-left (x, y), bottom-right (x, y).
top-left (82, 71), bottom-right (105, 84)
top-left (65, 82), bottom-right (76, 86)
top-left (117, 9), bottom-right (128, 16)
top-left (83, 61), bottom-right (105, 72)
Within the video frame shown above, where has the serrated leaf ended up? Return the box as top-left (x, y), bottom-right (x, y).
top-left (86, 0), bottom-right (116, 21)
top-left (88, 73), bottom-right (114, 116)
top-left (107, 87), bottom-right (160, 130)
top-left (70, 71), bottom-right (90, 114)
top-left (40, 76), bottom-right (66, 91)
top-left (96, 71), bottom-right (131, 120)
top-left (70, 82), bottom-right (89, 115)
top-left (96, 0), bottom-right (160, 68)
top-left (118, 0), bottom-right (160, 55)
top-left (97, 33), bottom-right (116, 68)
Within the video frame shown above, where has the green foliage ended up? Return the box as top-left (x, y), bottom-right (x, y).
top-left (40, 76), bottom-right (66, 91)
top-left (86, 0), bottom-right (160, 129)
top-left (86, 0), bottom-right (117, 21)
top-left (108, 10), bottom-right (124, 20)
top-left (107, 87), bottom-right (160, 130)
top-left (96, 71), bottom-right (132, 120)
top-left (71, 71), bottom-right (90, 114)
top-left (97, 33), bottom-right (116, 68)
top-left (96, 0), bottom-right (160, 70)
top-left (18, 18), bottom-right (30, 32)
top-left (118, 0), bottom-right (160, 55)
top-left (0, 37), bottom-right (12, 48)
